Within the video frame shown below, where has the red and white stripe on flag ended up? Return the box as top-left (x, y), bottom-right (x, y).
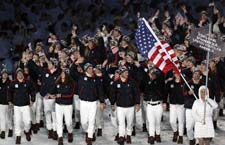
top-left (148, 41), bottom-right (180, 75)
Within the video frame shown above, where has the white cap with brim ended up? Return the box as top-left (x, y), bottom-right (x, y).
top-left (126, 51), bottom-right (135, 59)
top-left (1, 69), bottom-right (8, 74)
top-left (119, 66), bottom-right (128, 74)
top-left (16, 68), bottom-right (23, 74)
top-left (84, 63), bottom-right (93, 71)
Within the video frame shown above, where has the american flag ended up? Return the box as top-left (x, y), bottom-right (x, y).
top-left (135, 18), bottom-right (180, 74)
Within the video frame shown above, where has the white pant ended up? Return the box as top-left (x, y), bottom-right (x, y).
top-left (14, 106), bottom-right (31, 136)
top-left (73, 95), bottom-right (80, 122)
top-left (146, 103), bottom-right (163, 136)
top-left (186, 109), bottom-right (195, 140)
top-left (117, 106), bottom-right (135, 137)
top-left (141, 99), bottom-right (147, 125)
top-left (142, 100), bottom-right (149, 131)
top-left (170, 104), bottom-right (184, 136)
top-left (43, 98), bottom-right (56, 131)
top-left (219, 97), bottom-right (224, 109)
top-left (96, 101), bottom-right (104, 129)
top-left (7, 106), bottom-right (13, 130)
top-left (31, 92), bottom-right (43, 124)
top-left (55, 104), bottom-right (73, 137)
top-left (110, 109), bottom-right (119, 135)
top-left (213, 107), bottom-right (219, 121)
top-left (80, 100), bottom-right (97, 138)
top-left (0, 105), bottom-right (8, 131)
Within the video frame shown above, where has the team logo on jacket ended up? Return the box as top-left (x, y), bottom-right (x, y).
top-left (117, 84), bottom-right (121, 88)
top-left (170, 84), bottom-right (174, 88)
top-left (148, 81), bottom-right (151, 85)
top-left (57, 85), bottom-right (60, 88)
top-left (84, 77), bottom-right (87, 81)
top-left (191, 85), bottom-right (194, 89)
top-left (45, 73), bottom-right (49, 78)
top-left (110, 81), bottom-right (113, 85)
top-left (127, 84), bottom-right (130, 87)
top-left (24, 84), bottom-right (27, 87)
top-left (15, 84), bottom-right (19, 88)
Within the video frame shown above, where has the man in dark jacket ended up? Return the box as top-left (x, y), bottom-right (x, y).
top-left (77, 62), bottom-right (105, 145)
top-left (27, 57), bottom-right (61, 140)
top-left (184, 69), bottom-right (202, 145)
top-left (142, 67), bottom-right (166, 145)
top-left (0, 69), bottom-right (11, 139)
top-left (94, 64), bottom-right (106, 137)
top-left (110, 66), bottom-right (140, 145)
top-left (8, 68), bottom-right (35, 144)
top-left (166, 72), bottom-right (185, 144)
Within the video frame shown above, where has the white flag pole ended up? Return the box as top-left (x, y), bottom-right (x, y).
top-left (142, 18), bottom-right (199, 100)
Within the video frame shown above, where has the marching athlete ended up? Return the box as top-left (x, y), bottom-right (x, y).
top-left (185, 69), bottom-right (202, 145)
top-left (0, 69), bottom-right (11, 139)
top-left (69, 48), bottom-right (85, 129)
top-left (94, 64), bottom-right (105, 136)
top-left (166, 72), bottom-right (185, 144)
top-left (110, 66), bottom-right (140, 145)
top-left (50, 70), bottom-right (75, 145)
top-left (27, 56), bottom-right (61, 140)
top-left (142, 68), bottom-right (166, 145)
top-left (77, 63), bottom-right (106, 145)
top-left (8, 68), bottom-right (35, 144)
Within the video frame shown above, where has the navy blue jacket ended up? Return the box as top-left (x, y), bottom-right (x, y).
top-left (87, 47), bottom-right (102, 66)
top-left (110, 78), bottom-right (140, 107)
top-left (142, 72), bottom-right (166, 102)
top-left (184, 80), bottom-right (202, 109)
top-left (27, 60), bottom-right (61, 97)
top-left (77, 74), bottom-right (104, 103)
top-left (8, 79), bottom-right (35, 106)
top-left (0, 79), bottom-right (10, 105)
top-left (166, 80), bottom-right (185, 105)
top-left (51, 82), bottom-right (75, 105)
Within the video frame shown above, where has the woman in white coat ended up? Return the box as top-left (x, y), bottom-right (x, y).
top-left (192, 86), bottom-right (218, 145)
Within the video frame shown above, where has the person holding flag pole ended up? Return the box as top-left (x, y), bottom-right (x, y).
top-left (135, 17), bottom-right (199, 145)
top-left (192, 12), bottom-right (219, 145)
top-left (135, 17), bottom-right (198, 100)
